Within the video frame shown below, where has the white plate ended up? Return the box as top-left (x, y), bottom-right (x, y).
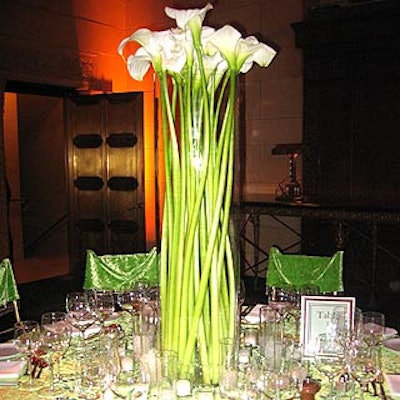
top-left (383, 337), bottom-right (400, 352)
top-left (384, 327), bottom-right (398, 340)
top-left (0, 344), bottom-right (20, 361)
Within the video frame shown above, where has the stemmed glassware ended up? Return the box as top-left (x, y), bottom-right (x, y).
top-left (362, 311), bottom-right (385, 387)
top-left (90, 290), bottom-right (116, 328)
top-left (13, 320), bottom-right (40, 388)
top-left (117, 283), bottom-right (155, 327)
top-left (117, 290), bottom-right (139, 315)
top-left (65, 291), bottom-right (97, 347)
top-left (362, 311), bottom-right (385, 349)
top-left (348, 344), bottom-right (377, 400)
top-left (313, 333), bottom-right (345, 400)
top-left (40, 311), bottom-right (71, 387)
top-left (36, 320), bottom-right (71, 398)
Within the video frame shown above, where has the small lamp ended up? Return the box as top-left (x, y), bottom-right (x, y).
top-left (272, 143), bottom-right (304, 202)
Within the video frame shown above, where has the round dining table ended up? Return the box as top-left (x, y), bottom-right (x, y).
top-left (1, 310), bottom-right (400, 399)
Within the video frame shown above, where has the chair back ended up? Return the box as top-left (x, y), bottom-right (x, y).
top-left (83, 247), bottom-right (159, 291)
top-left (0, 258), bottom-right (21, 338)
top-left (266, 246), bottom-right (344, 294)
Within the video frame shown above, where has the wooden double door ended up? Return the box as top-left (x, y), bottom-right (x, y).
top-left (66, 92), bottom-right (146, 275)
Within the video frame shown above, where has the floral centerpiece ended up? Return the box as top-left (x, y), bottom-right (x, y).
top-left (118, 3), bottom-right (276, 385)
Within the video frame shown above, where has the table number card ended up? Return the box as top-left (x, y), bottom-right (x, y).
top-left (300, 295), bottom-right (356, 358)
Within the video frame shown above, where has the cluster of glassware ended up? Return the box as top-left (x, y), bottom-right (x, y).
top-left (12, 279), bottom-right (160, 399)
top-left (240, 285), bottom-right (387, 400)
top-left (12, 280), bottom-right (387, 400)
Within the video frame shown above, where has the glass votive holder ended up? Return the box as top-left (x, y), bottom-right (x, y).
top-left (241, 325), bottom-right (259, 347)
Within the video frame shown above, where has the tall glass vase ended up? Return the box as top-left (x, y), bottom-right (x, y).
top-left (158, 72), bottom-right (242, 389)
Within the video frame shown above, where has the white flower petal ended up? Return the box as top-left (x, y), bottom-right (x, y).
top-left (165, 3), bottom-right (213, 30)
top-left (126, 53), bottom-right (152, 81)
top-left (205, 25), bottom-right (242, 69)
top-left (237, 38), bottom-right (276, 73)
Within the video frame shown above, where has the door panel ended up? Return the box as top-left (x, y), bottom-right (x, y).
top-left (66, 93), bottom-right (145, 275)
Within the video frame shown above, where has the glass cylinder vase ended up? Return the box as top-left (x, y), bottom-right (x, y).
top-left (158, 71), bottom-right (242, 389)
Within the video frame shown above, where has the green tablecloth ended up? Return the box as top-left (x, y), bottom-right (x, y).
top-left (1, 312), bottom-right (400, 399)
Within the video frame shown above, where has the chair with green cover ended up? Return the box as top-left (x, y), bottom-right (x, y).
top-left (0, 258), bottom-right (21, 338)
top-left (83, 247), bottom-right (159, 292)
top-left (266, 246), bottom-right (344, 294)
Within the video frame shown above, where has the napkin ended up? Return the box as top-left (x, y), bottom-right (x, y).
top-left (0, 360), bottom-right (26, 385)
top-left (383, 373), bottom-right (400, 396)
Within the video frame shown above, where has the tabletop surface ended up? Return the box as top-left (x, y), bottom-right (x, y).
top-left (1, 311), bottom-right (400, 399)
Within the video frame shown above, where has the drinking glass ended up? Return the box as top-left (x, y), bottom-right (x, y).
top-left (82, 348), bottom-right (117, 400)
top-left (36, 326), bottom-right (71, 398)
top-left (258, 305), bottom-right (281, 371)
top-left (267, 287), bottom-right (294, 319)
top-left (13, 320), bottom-right (40, 388)
top-left (362, 311), bottom-right (385, 385)
top-left (90, 290), bottom-right (116, 326)
top-left (118, 287), bottom-right (156, 328)
top-left (117, 290), bottom-right (139, 315)
top-left (110, 346), bottom-right (142, 400)
top-left (65, 291), bottom-right (97, 346)
top-left (362, 311), bottom-right (385, 348)
top-left (313, 334), bottom-right (345, 399)
top-left (348, 347), bottom-right (377, 400)
top-left (40, 311), bottom-right (71, 385)
top-left (219, 338), bottom-right (239, 399)
top-left (265, 368), bottom-right (300, 400)
top-left (267, 287), bottom-right (294, 346)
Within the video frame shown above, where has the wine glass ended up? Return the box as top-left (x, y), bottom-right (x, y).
top-left (362, 311), bottom-right (385, 348)
top-left (13, 320), bottom-right (40, 388)
top-left (313, 333), bottom-right (345, 399)
top-left (65, 291), bottom-right (97, 346)
top-left (90, 290), bottom-right (116, 327)
top-left (348, 345), bottom-right (377, 400)
top-left (36, 325), bottom-right (71, 398)
top-left (267, 287), bottom-right (294, 319)
top-left (41, 311), bottom-right (71, 386)
top-left (362, 311), bottom-right (385, 384)
top-left (117, 290), bottom-right (139, 315)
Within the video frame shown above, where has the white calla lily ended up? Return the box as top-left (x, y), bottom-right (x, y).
top-left (126, 49), bottom-right (152, 81)
top-left (165, 3), bottom-right (213, 41)
top-left (237, 36), bottom-right (277, 73)
top-left (206, 25), bottom-right (276, 73)
top-left (118, 28), bottom-right (187, 79)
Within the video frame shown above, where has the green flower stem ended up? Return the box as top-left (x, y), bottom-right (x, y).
top-left (159, 42), bottom-right (238, 383)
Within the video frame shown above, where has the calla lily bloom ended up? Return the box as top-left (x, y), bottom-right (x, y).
top-left (165, 3), bottom-right (213, 42)
top-left (206, 25), bottom-right (276, 73)
top-left (118, 28), bottom-right (187, 80)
